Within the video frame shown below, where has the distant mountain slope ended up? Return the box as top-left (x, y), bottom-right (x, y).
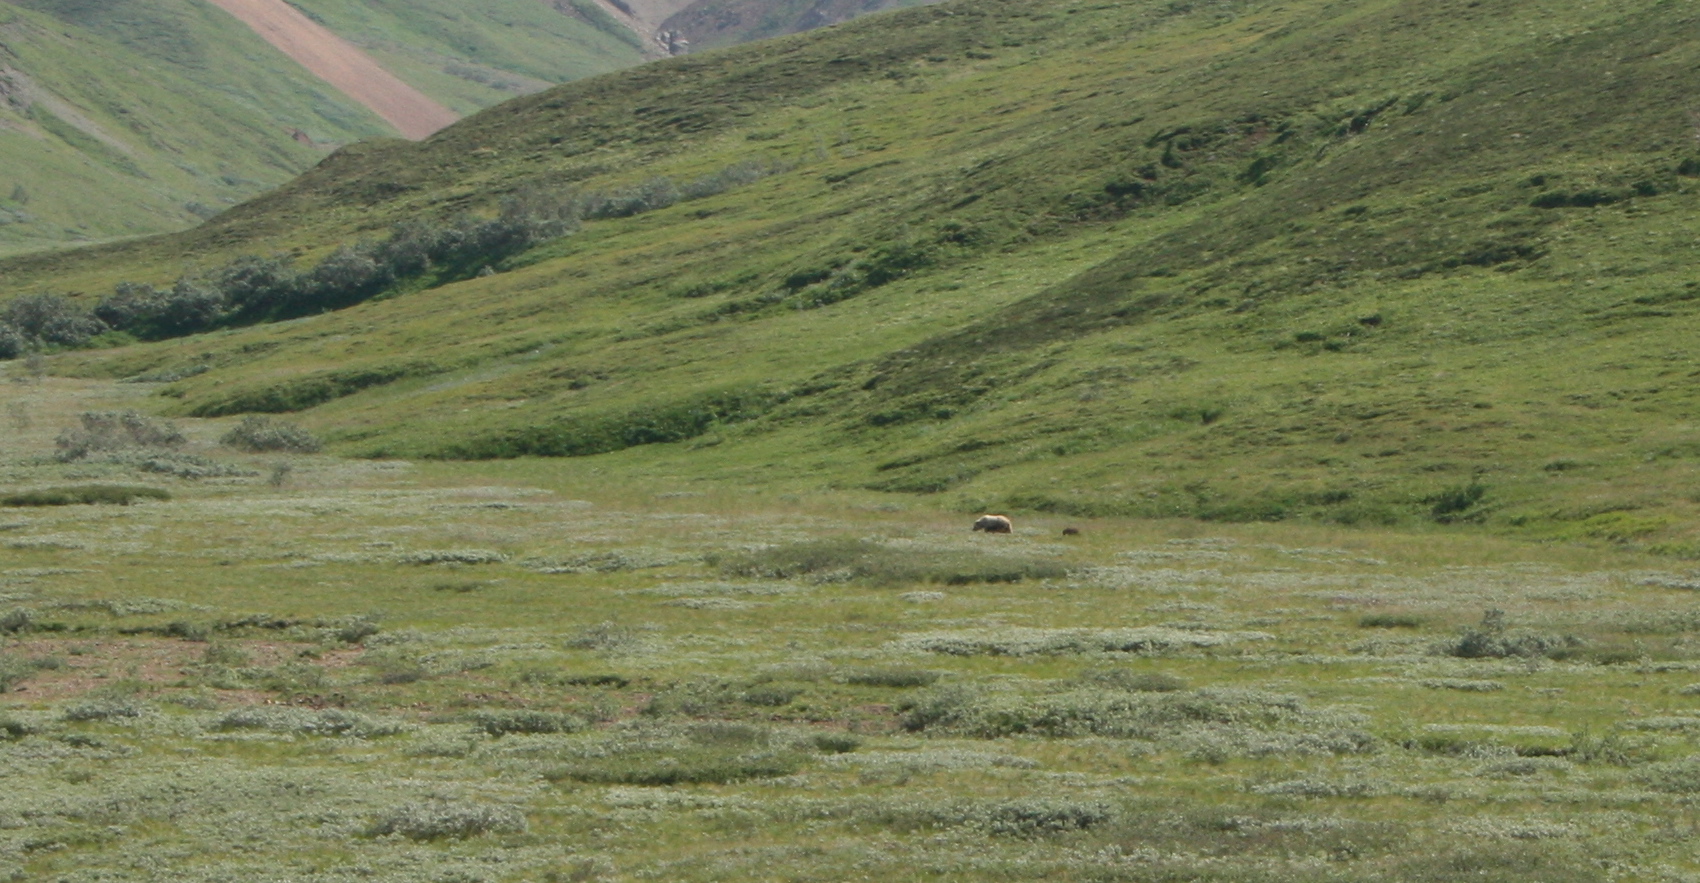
top-left (0, 0), bottom-right (938, 254)
top-left (659, 0), bottom-right (934, 51)
top-left (0, 0), bottom-right (387, 254)
top-left (12, 0), bottom-right (1700, 551)
top-left (0, 0), bottom-right (645, 254)
top-left (201, 0), bottom-right (458, 139)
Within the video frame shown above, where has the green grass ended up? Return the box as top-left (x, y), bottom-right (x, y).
top-left (7, 4), bottom-right (1700, 870)
top-left (4, 0), bottom-right (1697, 555)
top-left (0, 374), bottom-right (1698, 878)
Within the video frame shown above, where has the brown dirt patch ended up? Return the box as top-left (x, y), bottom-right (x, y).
top-left (202, 0), bottom-right (459, 140)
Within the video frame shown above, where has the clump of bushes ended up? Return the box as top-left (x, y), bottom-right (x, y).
top-left (841, 667), bottom-right (941, 688)
top-left (1440, 610), bottom-right (1581, 659)
top-left (63, 700), bottom-right (147, 722)
top-left (0, 293), bottom-right (108, 355)
top-left (546, 746), bottom-right (805, 786)
top-left (899, 683), bottom-right (1376, 756)
top-left (0, 608), bottom-right (34, 634)
top-left (0, 715), bottom-right (35, 740)
top-left (865, 798), bottom-right (1118, 838)
top-left (1428, 482), bottom-right (1487, 522)
top-left (2, 485), bottom-right (171, 507)
top-left (468, 709), bottom-right (586, 737)
top-left (55, 411), bottom-right (184, 461)
top-left (219, 415), bottom-right (322, 453)
top-left (215, 707), bottom-right (406, 738)
top-left (716, 538), bottom-right (1068, 586)
top-left (367, 800), bottom-right (527, 840)
top-left (1360, 613), bottom-right (1423, 629)
top-left (1074, 668), bottom-right (1186, 693)
top-left (0, 159), bottom-right (784, 359)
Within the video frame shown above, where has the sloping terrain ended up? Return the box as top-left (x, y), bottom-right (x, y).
top-left (0, 0), bottom-right (646, 253)
top-left (660, 0), bottom-right (933, 51)
top-left (201, 0), bottom-right (458, 139)
top-left (8, 0), bottom-right (1700, 553)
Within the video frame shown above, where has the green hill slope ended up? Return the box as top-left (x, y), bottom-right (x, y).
top-left (10, 0), bottom-right (1700, 551)
top-left (0, 0), bottom-right (645, 254)
top-left (659, 0), bottom-right (934, 51)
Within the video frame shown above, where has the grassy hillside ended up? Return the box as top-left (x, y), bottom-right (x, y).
top-left (0, 0), bottom-right (647, 254)
top-left (0, 0), bottom-right (387, 253)
top-left (659, 0), bottom-right (935, 51)
top-left (8, 0), bottom-right (1700, 554)
top-left (279, 0), bottom-right (648, 112)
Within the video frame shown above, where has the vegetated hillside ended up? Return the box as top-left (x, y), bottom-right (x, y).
top-left (0, 0), bottom-right (645, 254)
top-left (11, 0), bottom-right (1700, 551)
top-left (659, 0), bottom-right (935, 51)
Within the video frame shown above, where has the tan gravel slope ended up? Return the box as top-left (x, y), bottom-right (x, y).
top-left (202, 0), bottom-right (459, 140)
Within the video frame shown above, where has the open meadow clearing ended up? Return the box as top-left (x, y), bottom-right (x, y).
top-left (4, 372), bottom-right (1700, 882)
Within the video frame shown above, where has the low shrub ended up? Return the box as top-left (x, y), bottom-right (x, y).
top-left (215, 707), bottom-right (405, 738)
top-left (841, 667), bottom-right (941, 688)
top-left (0, 323), bottom-right (26, 359)
top-left (1360, 613), bottom-right (1423, 629)
top-left (332, 615), bottom-right (380, 644)
top-left (546, 747), bottom-right (805, 785)
top-left (219, 416), bottom-right (322, 453)
top-left (63, 700), bottom-right (147, 722)
top-left (1440, 610), bottom-right (1581, 659)
top-left (2, 485), bottom-right (171, 507)
top-left (117, 452), bottom-right (255, 479)
top-left (718, 538), bottom-right (1067, 586)
top-left (52, 159), bottom-right (779, 350)
top-left (738, 685), bottom-right (801, 707)
top-left (201, 644), bottom-right (251, 667)
top-left (1428, 482), bottom-right (1486, 522)
top-left (901, 684), bottom-right (1376, 755)
top-left (897, 626), bottom-right (1258, 656)
top-left (0, 715), bottom-right (34, 740)
top-left (54, 411), bottom-right (184, 461)
top-left (811, 733), bottom-right (861, 753)
top-left (0, 608), bottom-right (33, 634)
top-left (2, 292), bottom-right (107, 349)
top-left (469, 709), bottom-right (586, 737)
top-left (94, 280), bottom-right (225, 339)
top-left (1074, 668), bottom-right (1187, 692)
top-left (367, 800), bottom-right (527, 840)
top-left (862, 797), bottom-right (1117, 838)
top-left (450, 386), bottom-right (783, 459)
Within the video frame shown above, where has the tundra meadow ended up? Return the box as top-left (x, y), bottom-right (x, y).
top-left (8, 0), bottom-right (1700, 879)
top-left (5, 371), bottom-right (1700, 882)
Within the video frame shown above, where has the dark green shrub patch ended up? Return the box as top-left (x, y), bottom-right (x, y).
top-left (2, 485), bottom-right (171, 506)
top-left (716, 538), bottom-right (1068, 585)
top-left (0, 292), bottom-right (107, 352)
top-left (219, 415), bottom-right (323, 452)
top-left (1441, 610), bottom-right (1581, 659)
top-left (469, 710), bottom-right (587, 736)
top-left (0, 160), bottom-right (786, 361)
top-left (1360, 614), bottom-right (1423, 629)
top-left (841, 667), bottom-right (941, 688)
top-left (444, 386), bottom-right (783, 458)
top-left (367, 801), bottom-right (526, 840)
top-left (546, 747), bottom-right (805, 786)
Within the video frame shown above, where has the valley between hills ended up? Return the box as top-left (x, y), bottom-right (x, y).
top-left (4, 0), bottom-right (1700, 879)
